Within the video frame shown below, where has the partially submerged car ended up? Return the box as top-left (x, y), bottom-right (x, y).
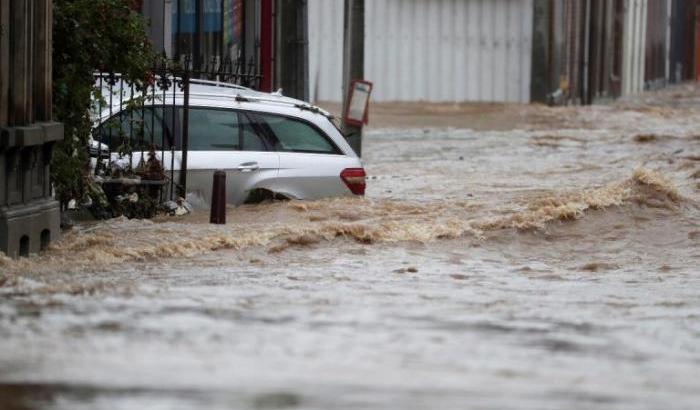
top-left (91, 79), bottom-right (366, 205)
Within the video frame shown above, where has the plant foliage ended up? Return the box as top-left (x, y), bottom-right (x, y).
top-left (52, 0), bottom-right (157, 207)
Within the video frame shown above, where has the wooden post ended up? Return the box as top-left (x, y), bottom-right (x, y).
top-left (0, 0), bottom-right (10, 124)
top-left (10, 0), bottom-right (32, 125)
top-left (210, 170), bottom-right (226, 224)
top-left (33, 0), bottom-right (51, 122)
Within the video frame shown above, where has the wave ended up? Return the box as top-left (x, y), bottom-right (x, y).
top-left (0, 168), bottom-right (688, 276)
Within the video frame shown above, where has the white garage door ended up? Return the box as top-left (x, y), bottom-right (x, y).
top-left (308, 0), bottom-right (533, 103)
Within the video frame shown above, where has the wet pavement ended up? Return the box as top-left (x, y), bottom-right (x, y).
top-left (1, 85), bottom-right (699, 409)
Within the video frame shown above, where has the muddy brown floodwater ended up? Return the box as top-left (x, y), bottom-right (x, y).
top-left (1, 85), bottom-right (700, 410)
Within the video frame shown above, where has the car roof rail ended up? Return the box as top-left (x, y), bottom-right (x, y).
top-left (233, 94), bottom-right (330, 116)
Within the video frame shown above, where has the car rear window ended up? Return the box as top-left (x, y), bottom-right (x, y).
top-left (256, 113), bottom-right (340, 154)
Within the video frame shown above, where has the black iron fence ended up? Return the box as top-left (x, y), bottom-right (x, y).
top-left (184, 54), bottom-right (262, 88)
top-left (91, 55), bottom-right (260, 211)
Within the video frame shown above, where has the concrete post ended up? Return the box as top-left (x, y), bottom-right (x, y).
top-left (341, 0), bottom-right (364, 157)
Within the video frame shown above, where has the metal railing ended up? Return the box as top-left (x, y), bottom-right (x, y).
top-left (92, 55), bottom-right (260, 205)
top-left (182, 54), bottom-right (262, 89)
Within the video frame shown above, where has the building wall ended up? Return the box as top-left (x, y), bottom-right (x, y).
top-left (534, 0), bottom-right (694, 104)
top-left (585, 0), bottom-right (626, 103)
top-left (564, 0), bottom-right (583, 102)
top-left (143, 0), bottom-right (252, 62)
top-left (142, 0), bottom-right (168, 55)
top-left (670, 0), bottom-right (697, 83)
top-left (644, 0), bottom-right (670, 88)
top-left (533, 0), bottom-right (593, 105)
top-left (308, 0), bottom-right (344, 102)
top-left (622, 0), bottom-right (647, 95)
top-left (309, 0), bottom-right (534, 103)
top-left (275, 0), bottom-right (309, 99)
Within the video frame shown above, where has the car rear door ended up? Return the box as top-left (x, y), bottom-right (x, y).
top-left (180, 107), bottom-right (279, 205)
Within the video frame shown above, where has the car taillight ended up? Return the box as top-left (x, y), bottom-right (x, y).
top-left (340, 168), bottom-right (366, 195)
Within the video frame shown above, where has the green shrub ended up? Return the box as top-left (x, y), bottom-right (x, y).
top-left (52, 0), bottom-right (157, 208)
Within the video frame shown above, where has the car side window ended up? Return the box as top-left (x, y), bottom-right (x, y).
top-left (179, 108), bottom-right (268, 151)
top-left (239, 112), bottom-right (267, 151)
top-left (257, 113), bottom-right (339, 154)
top-left (98, 107), bottom-right (171, 151)
top-left (186, 108), bottom-right (239, 151)
top-left (99, 107), bottom-right (271, 152)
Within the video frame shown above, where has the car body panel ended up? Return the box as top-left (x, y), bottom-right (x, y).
top-left (185, 151), bottom-right (279, 205)
top-left (271, 152), bottom-right (360, 200)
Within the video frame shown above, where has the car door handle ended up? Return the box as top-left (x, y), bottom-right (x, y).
top-left (236, 162), bottom-right (259, 172)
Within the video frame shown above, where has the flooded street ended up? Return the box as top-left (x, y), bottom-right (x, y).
top-left (1, 85), bottom-right (700, 409)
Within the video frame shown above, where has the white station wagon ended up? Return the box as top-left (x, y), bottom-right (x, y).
top-left (92, 79), bottom-right (366, 205)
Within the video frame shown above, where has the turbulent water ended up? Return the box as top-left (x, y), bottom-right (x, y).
top-left (1, 85), bottom-right (699, 409)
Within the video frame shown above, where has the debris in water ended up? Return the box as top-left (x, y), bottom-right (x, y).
top-left (162, 197), bottom-right (193, 216)
top-left (268, 233), bottom-right (322, 253)
top-left (580, 262), bottom-right (620, 272)
top-left (634, 134), bottom-right (658, 143)
top-left (162, 200), bottom-right (178, 214)
top-left (393, 267), bottom-right (418, 274)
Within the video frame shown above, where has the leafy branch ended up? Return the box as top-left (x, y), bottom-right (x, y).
top-left (52, 0), bottom-right (159, 208)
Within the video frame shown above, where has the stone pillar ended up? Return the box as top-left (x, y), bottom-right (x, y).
top-left (0, 0), bottom-right (63, 258)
